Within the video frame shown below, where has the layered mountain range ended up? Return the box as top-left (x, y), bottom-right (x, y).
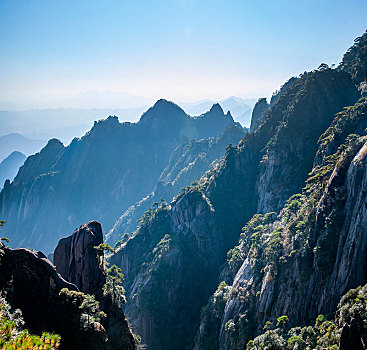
top-left (0, 151), bottom-right (26, 190)
top-left (0, 30), bottom-right (366, 350)
top-left (0, 101), bottom-right (240, 253)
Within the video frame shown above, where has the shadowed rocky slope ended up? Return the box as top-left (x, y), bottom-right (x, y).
top-left (194, 33), bottom-right (367, 350)
top-left (107, 123), bottom-right (245, 246)
top-left (195, 99), bottom-right (367, 350)
top-left (0, 221), bottom-right (136, 350)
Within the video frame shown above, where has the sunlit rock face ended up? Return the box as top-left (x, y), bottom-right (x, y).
top-left (110, 67), bottom-right (360, 350)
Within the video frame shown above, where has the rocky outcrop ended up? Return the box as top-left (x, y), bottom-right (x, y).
top-left (0, 220), bottom-right (137, 350)
top-left (54, 220), bottom-right (137, 350)
top-left (54, 221), bottom-right (105, 296)
top-left (0, 246), bottom-right (108, 350)
top-left (249, 98), bottom-right (269, 132)
top-left (249, 77), bottom-right (297, 133)
top-left (0, 221), bottom-right (136, 350)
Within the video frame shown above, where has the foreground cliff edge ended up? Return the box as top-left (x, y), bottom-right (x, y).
top-left (0, 221), bottom-right (137, 350)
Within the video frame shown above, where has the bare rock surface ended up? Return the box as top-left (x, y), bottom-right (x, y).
top-left (54, 220), bottom-right (106, 296)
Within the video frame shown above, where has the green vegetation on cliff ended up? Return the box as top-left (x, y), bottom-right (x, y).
top-left (0, 225), bottom-right (60, 349)
top-left (0, 294), bottom-right (60, 350)
top-left (247, 283), bottom-right (367, 349)
top-left (113, 50), bottom-right (361, 350)
top-left (194, 97), bottom-right (367, 350)
top-left (194, 32), bottom-right (367, 350)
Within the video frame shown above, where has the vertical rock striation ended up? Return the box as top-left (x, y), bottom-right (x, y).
top-left (54, 221), bottom-right (106, 296)
top-left (54, 221), bottom-right (137, 350)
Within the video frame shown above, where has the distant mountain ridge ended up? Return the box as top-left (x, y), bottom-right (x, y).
top-left (0, 133), bottom-right (45, 162)
top-left (0, 107), bottom-right (149, 143)
top-left (0, 151), bottom-right (26, 190)
top-left (0, 99), bottom-right (238, 253)
top-left (107, 122), bottom-right (246, 245)
top-left (181, 96), bottom-right (256, 127)
top-left (0, 96), bottom-right (254, 143)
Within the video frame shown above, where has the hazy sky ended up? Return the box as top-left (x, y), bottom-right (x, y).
top-left (0, 0), bottom-right (366, 109)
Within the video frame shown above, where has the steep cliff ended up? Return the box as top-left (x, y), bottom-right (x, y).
top-left (0, 100), bottom-right (236, 253)
top-left (109, 64), bottom-right (359, 350)
top-left (194, 97), bottom-right (367, 350)
top-left (54, 221), bottom-right (137, 350)
top-left (0, 245), bottom-right (108, 349)
top-left (54, 221), bottom-right (106, 296)
top-left (245, 282), bottom-right (367, 349)
top-left (107, 123), bottom-right (245, 246)
top-left (249, 77), bottom-right (297, 133)
top-left (0, 220), bottom-right (137, 350)
top-left (339, 30), bottom-right (367, 83)
top-left (249, 98), bottom-right (269, 133)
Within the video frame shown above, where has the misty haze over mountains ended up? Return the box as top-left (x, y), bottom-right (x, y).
top-left (0, 24), bottom-right (366, 350)
top-left (0, 99), bottom-right (243, 253)
top-left (1, 0), bottom-right (366, 348)
top-left (0, 133), bottom-right (45, 162)
top-left (0, 96), bottom-right (255, 144)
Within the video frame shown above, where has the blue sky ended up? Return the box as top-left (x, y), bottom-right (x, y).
top-left (0, 0), bottom-right (366, 109)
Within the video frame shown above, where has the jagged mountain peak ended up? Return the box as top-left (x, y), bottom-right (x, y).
top-left (5, 150), bottom-right (26, 159)
top-left (90, 115), bottom-right (120, 132)
top-left (198, 102), bottom-right (234, 123)
top-left (37, 138), bottom-right (64, 158)
top-left (209, 103), bottom-right (224, 114)
top-left (154, 98), bottom-right (182, 109)
top-left (139, 99), bottom-right (187, 124)
top-left (44, 138), bottom-right (64, 150)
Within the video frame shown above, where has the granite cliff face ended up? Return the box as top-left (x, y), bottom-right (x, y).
top-left (249, 98), bottom-right (269, 133)
top-left (0, 100), bottom-right (236, 253)
top-left (54, 221), bottom-right (106, 296)
top-left (195, 97), bottom-right (367, 350)
top-left (107, 123), bottom-right (245, 246)
top-left (110, 189), bottom-right (222, 350)
top-left (54, 221), bottom-right (137, 350)
top-left (109, 64), bottom-right (360, 350)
